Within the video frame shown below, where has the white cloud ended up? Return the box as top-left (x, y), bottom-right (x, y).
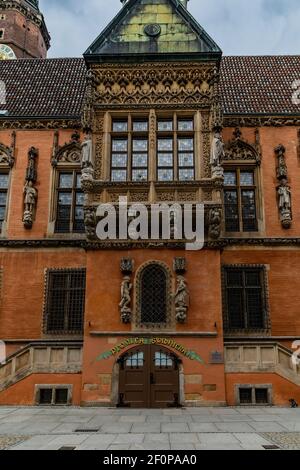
top-left (40, 0), bottom-right (300, 57)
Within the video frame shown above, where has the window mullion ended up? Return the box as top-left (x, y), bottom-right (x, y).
top-left (243, 270), bottom-right (248, 329)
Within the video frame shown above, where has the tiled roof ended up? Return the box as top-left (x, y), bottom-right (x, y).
top-left (0, 55), bottom-right (299, 119)
top-left (0, 58), bottom-right (86, 118)
top-left (220, 55), bottom-right (300, 115)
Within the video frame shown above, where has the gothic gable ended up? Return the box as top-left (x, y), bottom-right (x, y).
top-left (84, 0), bottom-right (221, 62)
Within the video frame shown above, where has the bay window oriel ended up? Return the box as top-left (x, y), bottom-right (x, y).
top-left (110, 114), bottom-right (195, 183)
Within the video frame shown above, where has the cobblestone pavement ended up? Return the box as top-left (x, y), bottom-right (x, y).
top-left (0, 406), bottom-right (300, 450)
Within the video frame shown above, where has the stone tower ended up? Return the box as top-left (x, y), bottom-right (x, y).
top-left (0, 0), bottom-right (50, 59)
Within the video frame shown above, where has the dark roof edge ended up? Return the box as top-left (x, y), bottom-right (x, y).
top-left (84, 51), bottom-right (222, 64)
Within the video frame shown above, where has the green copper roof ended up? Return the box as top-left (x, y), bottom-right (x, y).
top-left (84, 0), bottom-right (222, 62)
top-left (25, 0), bottom-right (39, 11)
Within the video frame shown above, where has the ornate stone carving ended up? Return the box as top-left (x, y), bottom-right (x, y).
top-left (130, 191), bottom-right (149, 202)
top-left (224, 128), bottom-right (260, 163)
top-left (174, 275), bottom-right (190, 324)
top-left (0, 140), bottom-right (15, 168)
top-left (0, 119), bottom-right (81, 130)
top-left (224, 116), bottom-right (300, 128)
top-left (177, 191), bottom-right (197, 202)
top-left (84, 206), bottom-right (97, 239)
top-left (94, 121), bottom-right (104, 180)
top-left (208, 207), bottom-right (222, 239)
top-left (275, 144), bottom-right (288, 180)
top-left (275, 145), bottom-right (292, 229)
top-left (210, 129), bottom-right (225, 179)
top-left (201, 112), bottom-right (211, 178)
top-left (277, 180), bottom-right (292, 229)
top-left (51, 131), bottom-right (81, 167)
top-left (23, 147), bottom-right (38, 229)
top-left (81, 134), bottom-right (95, 184)
top-left (173, 257), bottom-right (186, 274)
top-left (156, 191), bottom-right (175, 202)
top-left (82, 70), bottom-right (95, 133)
top-left (120, 258), bottom-right (134, 274)
top-left (119, 276), bottom-right (132, 324)
top-left (92, 63), bottom-right (216, 109)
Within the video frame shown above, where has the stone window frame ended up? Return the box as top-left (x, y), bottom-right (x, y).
top-left (222, 264), bottom-right (271, 337)
top-left (110, 114), bottom-right (150, 183)
top-left (0, 143), bottom-right (14, 238)
top-left (156, 113), bottom-right (196, 183)
top-left (133, 260), bottom-right (173, 330)
top-left (235, 383), bottom-right (273, 406)
top-left (34, 384), bottom-right (73, 406)
top-left (48, 139), bottom-right (85, 239)
top-left (106, 111), bottom-right (197, 184)
top-left (222, 137), bottom-right (264, 236)
top-left (42, 267), bottom-right (86, 338)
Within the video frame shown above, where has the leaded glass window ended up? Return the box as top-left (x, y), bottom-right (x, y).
top-left (111, 119), bottom-right (149, 182)
top-left (55, 171), bottom-right (84, 233)
top-left (0, 172), bottom-right (9, 231)
top-left (224, 169), bottom-right (258, 232)
top-left (157, 117), bottom-right (195, 182)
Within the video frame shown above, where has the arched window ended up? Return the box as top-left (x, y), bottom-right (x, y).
top-left (136, 262), bottom-right (171, 327)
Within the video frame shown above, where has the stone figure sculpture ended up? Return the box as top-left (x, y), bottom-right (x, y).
top-left (119, 276), bottom-right (132, 324)
top-left (174, 275), bottom-right (190, 324)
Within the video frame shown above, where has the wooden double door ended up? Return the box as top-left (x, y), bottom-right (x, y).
top-left (118, 345), bottom-right (180, 408)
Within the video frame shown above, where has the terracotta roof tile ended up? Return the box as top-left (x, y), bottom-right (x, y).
top-left (220, 55), bottom-right (300, 115)
top-left (0, 58), bottom-right (86, 118)
top-left (0, 55), bottom-right (299, 119)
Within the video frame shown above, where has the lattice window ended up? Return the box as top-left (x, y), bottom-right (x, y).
top-left (111, 118), bottom-right (149, 182)
top-left (0, 172), bottom-right (9, 231)
top-left (222, 265), bottom-right (270, 334)
top-left (154, 351), bottom-right (173, 368)
top-left (157, 116), bottom-right (195, 182)
top-left (136, 262), bottom-right (171, 328)
top-left (125, 351), bottom-right (144, 369)
top-left (55, 171), bottom-right (84, 233)
top-left (44, 269), bottom-right (86, 335)
top-left (224, 168), bottom-right (258, 232)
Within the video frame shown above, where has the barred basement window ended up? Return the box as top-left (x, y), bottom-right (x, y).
top-left (223, 266), bottom-right (269, 334)
top-left (141, 264), bottom-right (167, 324)
top-left (224, 168), bottom-right (258, 232)
top-left (44, 269), bottom-right (86, 335)
top-left (135, 262), bottom-right (171, 328)
top-left (55, 171), bottom-right (84, 234)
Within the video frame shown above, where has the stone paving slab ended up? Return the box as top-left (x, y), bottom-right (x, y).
top-left (2, 406), bottom-right (300, 450)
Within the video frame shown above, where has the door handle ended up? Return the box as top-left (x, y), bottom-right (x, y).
top-left (150, 373), bottom-right (155, 385)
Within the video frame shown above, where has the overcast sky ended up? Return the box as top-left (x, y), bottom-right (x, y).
top-left (41, 0), bottom-right (300, 58)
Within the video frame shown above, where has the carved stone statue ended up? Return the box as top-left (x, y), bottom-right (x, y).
top-left (278, 179), bottom-right (292, 228)
top-left (209, 208), bottom-right (222, 240)
top-left (81, 135), bottom-right (93, 169)
top-left (119, 276), bottom-right (132, 324)
top-left (174, 275), bottom-right (190, 324)
top-left (210, 131), bottom-right (225, 179)
top-left (23, 181), bottom-right (37, 228)
top-left (84, 207), bottom-right (96, 239)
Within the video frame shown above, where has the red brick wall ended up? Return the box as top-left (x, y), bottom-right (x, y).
top-left (0, 9), bottom-right (47, 58)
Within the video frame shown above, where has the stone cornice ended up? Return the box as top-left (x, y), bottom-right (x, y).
top-left (1, 237), bottom-right (300, 250)
top-left (0, 118), bottom-right (82, 130)
top-left (224, 115), bottom-right (300, 128)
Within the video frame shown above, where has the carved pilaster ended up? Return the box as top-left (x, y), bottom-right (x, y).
top-left (119, 259), bottom-right (133, 324)
top-left (95, 116), bottom-right (104, 180)
top-left (201, 112), bottom-right (211, 179)
top-left (275, 145), bottom-right (292, 229)
top-left (23, 147), bottom-right (38, 229)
